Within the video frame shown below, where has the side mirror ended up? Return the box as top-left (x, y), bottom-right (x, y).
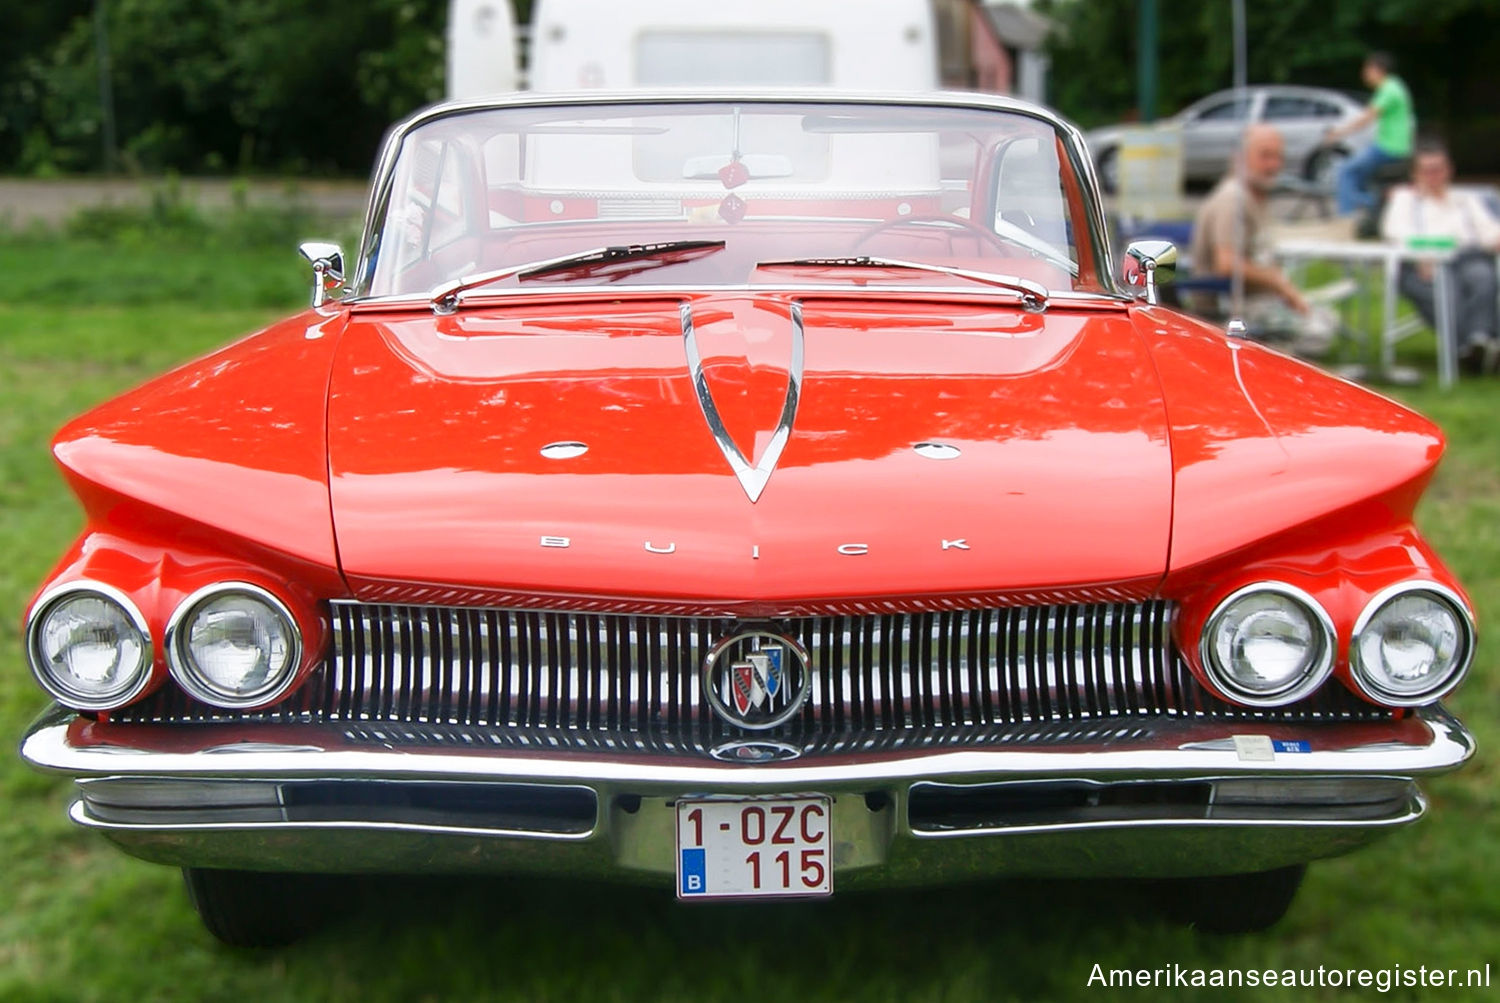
top-left (298, 241), bottom-right (345, 308)
top-left (1122, 239), bottom-right (1178, 306)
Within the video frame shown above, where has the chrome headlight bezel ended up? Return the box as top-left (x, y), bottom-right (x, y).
top-left (1198, 582), bottom-right (1336, 707)
top-left (165, 582), bottom-right (303, 709)
top-left (25, 581), bottom-right (155, 711)
top-left (1349, 581), bottom-right (1475, 707)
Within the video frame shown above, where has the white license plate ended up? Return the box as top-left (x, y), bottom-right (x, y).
top-left (676, 796), bottom-right (832, 899)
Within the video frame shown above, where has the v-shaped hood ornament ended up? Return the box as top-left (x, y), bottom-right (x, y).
top-left (681, 300), bottom-right (804, 503)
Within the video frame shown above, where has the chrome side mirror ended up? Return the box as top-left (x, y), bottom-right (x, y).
top-left (298, 241), bottom-right (345, 308)
top-left (1122, 239), bottom-right (1178, 306)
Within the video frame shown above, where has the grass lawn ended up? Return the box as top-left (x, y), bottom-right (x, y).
top-left (1, 236), bottom-right (1496, 1002)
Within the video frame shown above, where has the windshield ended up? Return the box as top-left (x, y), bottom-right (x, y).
top-left (361, 101), bottom-right (1107, 299)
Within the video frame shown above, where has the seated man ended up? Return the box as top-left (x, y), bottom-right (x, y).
top-left (1189, 123), bottom-right (1334, 357)
top-left (1381, 139), bottom-right (1500, 374)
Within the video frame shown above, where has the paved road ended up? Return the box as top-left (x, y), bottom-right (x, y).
top-left (0, 177), bottom-right (368, 227)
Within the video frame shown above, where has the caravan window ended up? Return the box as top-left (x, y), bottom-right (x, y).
top-left (635, 32), bottom-right (831, 86)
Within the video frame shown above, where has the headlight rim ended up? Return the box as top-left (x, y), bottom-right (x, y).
top-left (165, 581), bottom-right (304, 709)
top-left (1198, 581), bottom-right (1336, 708)
top-left (1349, 580), bottom-right (1475, 707)
top-left (25, 580), bottom-right (155, 712)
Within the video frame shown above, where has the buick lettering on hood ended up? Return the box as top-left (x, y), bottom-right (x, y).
top-left (19, 93), bottom-right (1477, 945)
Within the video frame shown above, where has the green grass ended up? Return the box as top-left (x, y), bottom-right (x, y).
top-left (0, 235), bottom-right (310, 311)
top-left (1, 238), bottom-right (1497, 1002)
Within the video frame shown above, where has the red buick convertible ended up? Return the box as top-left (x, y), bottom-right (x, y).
top-left (20, 92), bottom-right (1476, 945)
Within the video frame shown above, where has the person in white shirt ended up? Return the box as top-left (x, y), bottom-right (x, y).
top-left (1381, 139), bottom-right (1500, 374)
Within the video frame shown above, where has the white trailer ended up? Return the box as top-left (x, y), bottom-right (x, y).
top-left (448, 0), bottom-right (520, 98)
top-left (448, 0), bottom-right (939, 99)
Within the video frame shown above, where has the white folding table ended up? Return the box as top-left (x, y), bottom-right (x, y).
top-left (1273, 238), bottom-right (1458, 388)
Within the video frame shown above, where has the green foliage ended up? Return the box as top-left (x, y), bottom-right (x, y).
top-left (356, 3), bottom-right (449, 126)
top-left (58, 176), bottom-right (313, 248)
top-left (1038, 0), bottom-right (1500, 170)
top-left (0, 196), bottom-right (342, 309)
top-left (2, 0), bottom-right (451, 176)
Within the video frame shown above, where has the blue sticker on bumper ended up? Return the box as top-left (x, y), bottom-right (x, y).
top-left (1272, 740), bottom-right (1312, 753)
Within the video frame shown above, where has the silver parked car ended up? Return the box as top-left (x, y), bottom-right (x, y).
top-left (1087, 85), bottom-right (1376, 192)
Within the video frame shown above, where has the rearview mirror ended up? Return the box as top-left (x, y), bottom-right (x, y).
top-left (298, 241), bottom-right (345, 308)
top-left (682, 154), bottom-right (795, 183)
top-left (1122, 239), bottom-right (1177, 306)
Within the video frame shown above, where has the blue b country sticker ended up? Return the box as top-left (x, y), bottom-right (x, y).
top-left (679, 848), bottom-right (706, 895)
top-left (1272, 740), bottom-right (1312, 754)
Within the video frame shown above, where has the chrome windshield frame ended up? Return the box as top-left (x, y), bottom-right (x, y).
top-left (350, 90), bottom-right (1123, 303)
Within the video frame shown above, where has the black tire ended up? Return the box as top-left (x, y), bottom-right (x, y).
top-left (1156, 864), bottom-right (1307, 934)
top-left (1304, 147), bottom-right (1347, 190)
top-left (1096, 147), bottom-right (1119, 195)
top-left (182, 868), bottom-right (333, 947)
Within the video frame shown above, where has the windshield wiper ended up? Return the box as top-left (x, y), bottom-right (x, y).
top-left (756, 256), bottom-right (1049, 313)
top-left (430, 240), bottom-right (725, 314)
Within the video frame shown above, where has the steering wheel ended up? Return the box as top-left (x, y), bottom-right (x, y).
top-left (854, 214), bottom-right (1032, 257)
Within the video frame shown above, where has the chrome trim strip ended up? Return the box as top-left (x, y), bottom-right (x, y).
top-left (75, 776), bottom-right (599, 839)
top-left (1348, 581), bottom-right (1478, 707)
top-left (24, 581), bottom-right (155, 712)
top-left (70, 801), bottom-right (596, 843)
top-left (21, 705), bottom-right (1475, 786)
top-left (906, 796), bottom-right (1427, 840)
top-left (904, 774), bottom-right (1421, 835)
top-left (165, 582), bottom-right (306, 710)
top-left (347, 284), bottom-right (1131, 312)
top-left (67, 791), bottom-right (1427, 843)
top-left (680, 299), bottom-right (804, 503)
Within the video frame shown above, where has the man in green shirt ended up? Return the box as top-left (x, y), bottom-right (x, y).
top-left (1324, 51), bottom-right (1415, 215)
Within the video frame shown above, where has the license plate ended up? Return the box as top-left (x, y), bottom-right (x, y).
top-left (676, 796), bottom-right (832, 899)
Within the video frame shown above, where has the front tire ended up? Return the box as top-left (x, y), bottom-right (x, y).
top-left (183, 868), bottom-right (334, 947)
top-left (1157, 864), bottom-right (1307, 934)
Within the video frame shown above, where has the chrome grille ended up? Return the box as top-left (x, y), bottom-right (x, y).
top-left (325, 602), bottom-right (1194, 732)
top-left (115, 600), bottom-right (1389, 749)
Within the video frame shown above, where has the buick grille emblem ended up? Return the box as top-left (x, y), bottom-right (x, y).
top-left (703, 630), bottom-right (811, 730)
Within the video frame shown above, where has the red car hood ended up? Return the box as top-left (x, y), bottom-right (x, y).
top-left (327, 293), bottom-right (1172, 609)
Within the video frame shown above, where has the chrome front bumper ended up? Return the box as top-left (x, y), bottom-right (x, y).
top-left (20, 705), bottom-right (1474, 884)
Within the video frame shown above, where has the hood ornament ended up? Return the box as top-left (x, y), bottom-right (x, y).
top-left (680, 301), bottom-right (804, 503)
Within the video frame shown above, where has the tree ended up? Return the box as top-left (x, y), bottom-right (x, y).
top-left (4, 0), bottom-right (451, 175)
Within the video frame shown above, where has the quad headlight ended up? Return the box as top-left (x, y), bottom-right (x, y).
top-left (1200, 583), bottom-right (1335, 706)
top-left (26, 583), bottom-right (155, 711)
top-left (166, 583), bottom-right (302, 708)
top-left (1350, 583), bottom-right (1474, 706)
